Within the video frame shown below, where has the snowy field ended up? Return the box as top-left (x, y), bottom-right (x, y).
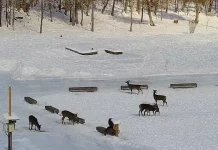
top-left (1, 4), bottom-right (218, 150)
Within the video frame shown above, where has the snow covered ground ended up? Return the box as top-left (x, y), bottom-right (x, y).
top-left (0, 4), bottom-right (218, 150)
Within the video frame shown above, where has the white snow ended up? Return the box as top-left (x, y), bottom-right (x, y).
top-left (0, 3), bottom-right (218, 150)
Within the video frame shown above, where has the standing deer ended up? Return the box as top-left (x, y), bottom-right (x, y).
top-left (29, 115), bottom-right (41, 130)
top-left (139, 103), bottom-right (159, 116)
top-left (126, 80), bottom-right (143, 94)
top-left (153, 90), bottom-right (167, 106)
top-left (61, 110), bottom-right (78, 125)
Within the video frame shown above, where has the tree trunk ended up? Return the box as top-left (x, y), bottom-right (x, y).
top-left (102, 0), bottom-right (109, 13)
top-left (0, 0), bottom-right (2, 27)
top-left (59, 0), bottom-right (61, 12)
top-left (137, 0), bottom-right (141, 14)
top-left (161, 0), bottom-right (163, 21)
top-left (195, 2), bottom-right (199, 23)
top-left (6, 0), bottom-right (8, 27)
top-left (70, 3), bottom-right (72, 22)
top-left (130, 0), bottom-right (133, 31)
top-left (141, 3), bottom-right (144, 22)
top-left (49, 2), bottom-right (53, 22)
top-left (75, 0), bottom-right (79, 24)
top-left (165, 0), bottom-right (168, 13)
top-left (208, 0), bottom-right (213, 12)
top-left (146, 0), bottom-right (155, 26)
top-left (40, 0), bottom-right (44, 33)
top-left (124, 0), bottom-right (128, 13)
top-left (111, 0), bottom-right (116, 16)
top-left (9, 0), bottom-right (11, 25)
top-left (86, 0), bottom-right (90, 16)
top-left (91, 0), bottom-right (94, 32)
top-left (12, 0), bottom-right (14, 30)
top-left (80, 0), bottom-right (84, 26)
top-left (72, 0), bottom-right (75, 26)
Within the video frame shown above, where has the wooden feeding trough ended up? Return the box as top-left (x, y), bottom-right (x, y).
top-left (45, 106), bottom-right (59, 114)
top-left (121, 84), bottom-right (148, 90)
top-left (170, 83), bottom-right (197, 89)
top-left (65, 47), bottom-right (98, 55)
top-left (24, 97), bottom-right (37, 104)
top-left (105, 50), bottom-right (123, 55)
top-left (77, 117), bottom-right (85, 124)
top-left (69, 87), bottom-right (98, 92)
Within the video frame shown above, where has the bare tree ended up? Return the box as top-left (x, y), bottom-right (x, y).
top-left (49, 1), bottom-right (53, 22)
top-left (130, 0), bottom-right (133, 31)
top-left (102, 0), bottom-right (109, 13)
top-left (80, 0), bottom-right (84, 26)
top-left (12, 0), bottom-right (15, 30)
top-left (72, 0), bottom-right (75, 25)
top-left (40, 0), bottom-right (44, 33)
top-left (111, 0), bottom-right (116, 16)
top-left (145, 0), bottom-right (155, 26)
top-left (0, 0), bottom-right (2, 27)
top-left (141, 1), bottom-right (144, 22)
top-left (91, 0), bottom-right (94, 32)
top-left (124, 0), bottom-right (128, 13)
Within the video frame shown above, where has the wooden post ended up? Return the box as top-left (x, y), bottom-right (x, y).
top-left (113, 124), bottom-right (119, 136)
top-left (8, 86), bottom-right (12, 150)
top-left (8, 86), bottom-right (11, 116)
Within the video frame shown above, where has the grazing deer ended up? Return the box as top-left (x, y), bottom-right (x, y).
top-left (29, 115), bottom-right (41, 130)
top-left (153, 90), bottom-right (167, 106)
top-left (61, 110), bottom-right (78, 125)
top-left (126, 80), bottom-right (143, 94)
top-left (139, 103), bottom-right (159, 116)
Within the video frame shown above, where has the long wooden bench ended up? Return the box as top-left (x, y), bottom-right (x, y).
top-left (69, 87), bottom-right (98, 92)
top-left (121, 84), bottom-right (148, 90)
top-left (45, 106), bottom-right (59, 114)
top-left (105, 50), bottom-right (123, 55)
top-left (24, 97), bottom-right (37, 104)
top-left (170, 83), bottom-right (197, 88)
top-left (66, 47), bottom-right (98, 55)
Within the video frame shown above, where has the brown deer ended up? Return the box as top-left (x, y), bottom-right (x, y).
top-left (29, 115), bottom-right (41, 130)
top-left (139, 103), bottom-right (159, 116)
top-left (153, 90), bottom-right (167, 106)
top-left (61, 110), bottom-right (78, 125)
top-left (126, 80), bottom-right (143, 94)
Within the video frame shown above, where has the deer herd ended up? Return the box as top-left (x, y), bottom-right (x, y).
top-left (28, 80), bottom-right (167, 131)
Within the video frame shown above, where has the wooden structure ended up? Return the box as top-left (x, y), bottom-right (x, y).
top-left (105, 50), bottom-right (123, 55)
top-left (121, 84), bottom-right (148, 90)
top-left (65, 47), bottom-right (98, 55)
top-left (45, 106), bottom-right (59, 114)
top-left (113, 124), bottom-right (120, 137)
top-left (170, 83), bottom-right (197, 88)
top-left (69, 87), bottom-right (98, 92)
top-left (24, 97), bottom-right (37, 104)
top-left (77, 117), bottom-right (85, 124)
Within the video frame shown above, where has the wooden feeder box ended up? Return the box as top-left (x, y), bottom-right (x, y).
top-left (113, 120), bottom-right (120, 137)
top-left (2, 113), bottom-right (19, 132)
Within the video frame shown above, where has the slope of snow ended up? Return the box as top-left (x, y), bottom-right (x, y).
top-left (0, 3), bottom-right (218, 150)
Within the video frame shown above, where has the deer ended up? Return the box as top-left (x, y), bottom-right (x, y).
top-left (61, 110), bottom-right (78, 125)
top-left (29, 115), bottom-right (41, 131)
top-left (153, 90), bottom-right (167, 106)
top-left (125, 80), bottom-right (143, 94)
top-left (139, 103), bottom-right (159, 116)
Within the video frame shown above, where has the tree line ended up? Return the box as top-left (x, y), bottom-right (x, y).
top-left (0, 0), bottom-right (217, 32)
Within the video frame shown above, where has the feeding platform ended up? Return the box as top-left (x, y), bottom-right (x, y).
top-left (170, 83), bottom-right (197, 89)
top-left (45, 106), bottom-right (59, 114)
top-left (24, 97), bottom-right (37, 104)
top-left (104, 50), bottom-right (123, 55)
top-left (69, 87), bottom-right (98, 92)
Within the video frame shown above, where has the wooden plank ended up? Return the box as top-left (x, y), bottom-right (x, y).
top-left (121, 84), bottom-right (148, 90)
top-left (105, 50), bottom-right (123, 55)
top-left (45, 106), bottom-right (59, 114)
top-left (69, 87), bottom-right (98, 92)
top-left (65, 47), bottom-right (98, 55)
top-left (24, 97), bottom-right (37, 104)
top-left (170, 83), bottom-right (197, 88)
